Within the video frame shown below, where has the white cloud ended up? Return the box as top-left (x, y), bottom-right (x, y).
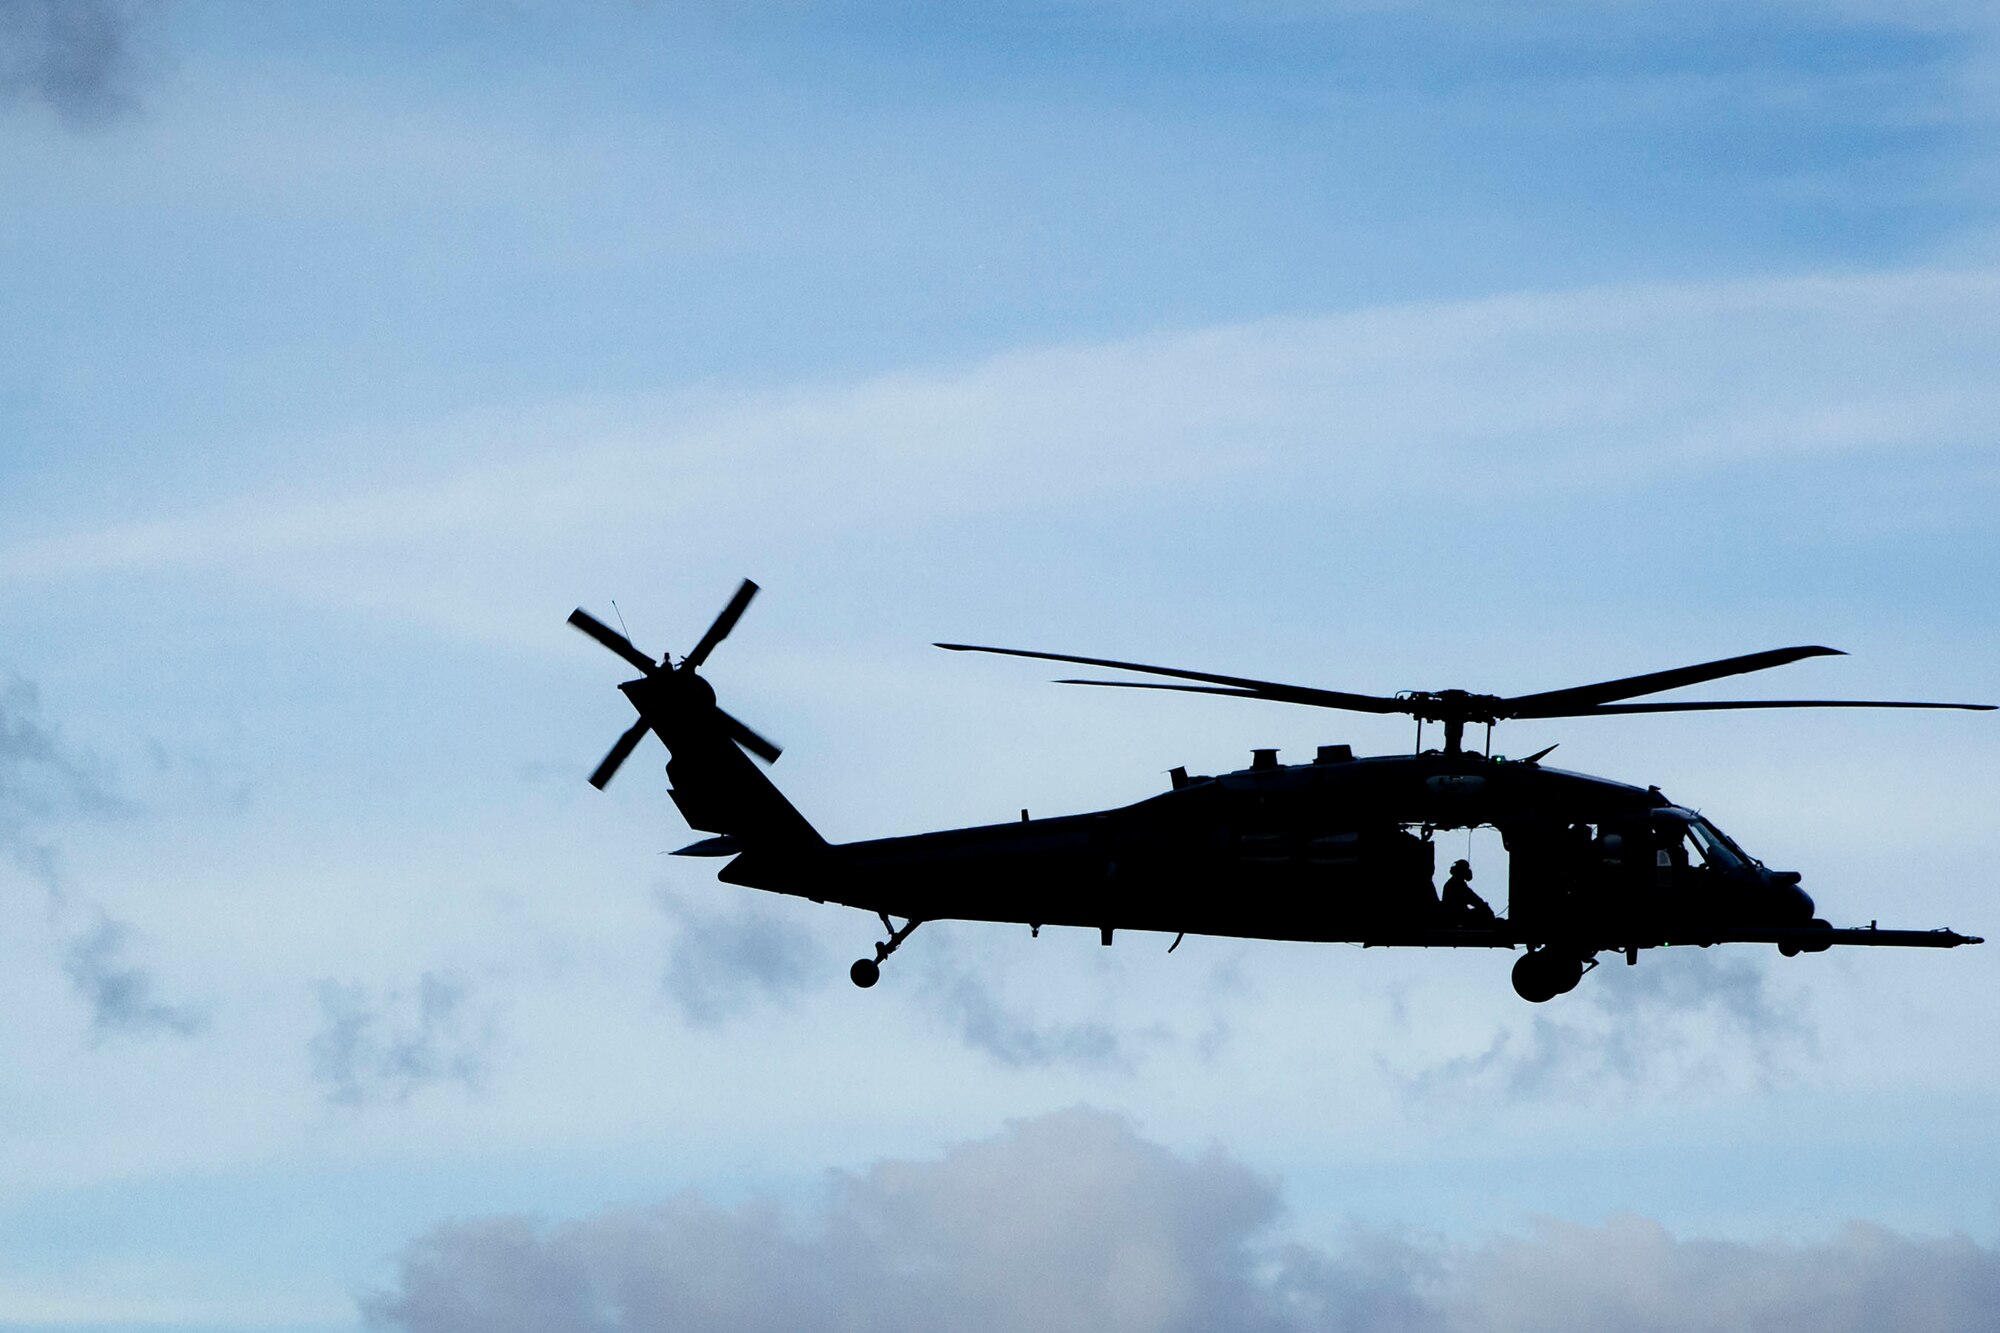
top-left (364, 1108), bottom-right (1286, 1333)
top-left (1450, 1215), bottom-right (2000, 1333)
top-left (363, 1108), bottom-right (2000, 1333)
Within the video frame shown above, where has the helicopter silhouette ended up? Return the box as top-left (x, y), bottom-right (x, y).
top-left (570, 581), bottom-right (1987, 1002)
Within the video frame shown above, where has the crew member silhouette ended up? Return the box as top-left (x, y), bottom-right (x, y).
top-left (1441, 858), bottom-right (1496, 925)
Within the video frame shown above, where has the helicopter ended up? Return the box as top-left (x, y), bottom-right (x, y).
top-left (568, 581), bottom-right (1988, 1002)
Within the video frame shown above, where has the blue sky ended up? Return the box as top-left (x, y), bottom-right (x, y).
top-left (2, 2), bottom-right (1998, 1329)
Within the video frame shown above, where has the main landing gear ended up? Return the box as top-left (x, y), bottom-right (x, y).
top-left (850, 913), bottom-right (922, 988)
top-left (1511, 947), bottom-right (1595, 1003)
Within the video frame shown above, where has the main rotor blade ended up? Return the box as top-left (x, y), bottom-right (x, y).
top-left (717, 707), bottom-right (783, 763)
top-left (588, 717), bottom-right (651, 789)
top-left (686, 579), bottom-right (759, 670)
top-left (1503, 645), bottom-right (1845, 717)
top-left (1056, 679), bottom-right (1274, 700)
top-left (1557, 698), bottom-right (1997, 717)
top-left (937, 643), bottom-right (1407, 714)
top-left (569, 608), bottom-right (660, 675)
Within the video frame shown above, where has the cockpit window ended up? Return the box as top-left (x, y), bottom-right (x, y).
top-left (1685, 816), bottom-right (1747, 870)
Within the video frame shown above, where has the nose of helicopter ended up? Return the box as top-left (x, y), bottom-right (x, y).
top-left (1764, 868), bottom-right (1815, 922)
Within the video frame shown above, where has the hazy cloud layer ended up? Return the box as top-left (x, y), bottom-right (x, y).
top-left (365, 1107), bottom-right (2000, 1333)
top-left (0, 0), bottom-right (154, 126)
top-left (6, 267), bottom-right (1996, 608)
top-left (312, 972), bottom-right (493, 1107)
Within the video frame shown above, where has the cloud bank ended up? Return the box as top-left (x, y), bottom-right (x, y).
top-left (365, 1108), bottom-right (2000, 1333)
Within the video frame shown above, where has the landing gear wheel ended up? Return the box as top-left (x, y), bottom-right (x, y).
top-left (849, 913), bottom-right (922, 990)
top-left (1512, 949), bottom-right (1582, 1003)
top-left (1512, 952), bottom-right (1556, 1003)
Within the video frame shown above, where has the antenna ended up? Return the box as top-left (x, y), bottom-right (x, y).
top-left (611, 599), bottom-right (632, 642)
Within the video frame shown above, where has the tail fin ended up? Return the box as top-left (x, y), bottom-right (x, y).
top-left (643, 683), bottom-right (824, 852)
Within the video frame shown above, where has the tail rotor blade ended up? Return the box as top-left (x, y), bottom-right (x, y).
top-left (569, 608), bottom-right (660, 675)
top-left (588, 718), bottom-right (651, 789)
top-left (718, 707), bottom-right (782, 763)
top-left (685, 579), bottom-right (759, 670)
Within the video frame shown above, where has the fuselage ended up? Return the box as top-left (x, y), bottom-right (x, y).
top-left (720, 747), bottom-right (1816, 952)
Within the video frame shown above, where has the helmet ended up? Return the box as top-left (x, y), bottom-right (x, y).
top-left (1450, 859), bottom-right (1472, 875)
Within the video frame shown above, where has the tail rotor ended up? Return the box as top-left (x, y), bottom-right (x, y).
top-left (588, 717), bottom-right (651, 791)
top-left (685, 578), bottom-right (760, 671)
top-left (569, 579), bottom-right (783, 789)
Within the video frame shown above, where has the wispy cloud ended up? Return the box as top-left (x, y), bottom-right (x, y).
top-left (658, 888), bottom-right (828, 1027)
top-left (662, 879), bottom-right (1198, 1069)
top-left (917, 966), bottom-right (1138, 1072)
top-left (0, 673), bottom-right (202, 1040)
top-left (0, 673), bottom-right (123, 891)
top-left (62, 914), bottom-right (203, 1039)
top-left (1392, 950), bottom-right (1813, 1103)
top-left (311, 971), bottom-right (494, 1107)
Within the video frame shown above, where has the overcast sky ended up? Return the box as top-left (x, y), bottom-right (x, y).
top-left (3, 2), bottom-right (1998, 1330)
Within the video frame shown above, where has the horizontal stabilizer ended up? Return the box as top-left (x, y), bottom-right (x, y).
top-left (673, 835), bottom-right (744, 857)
